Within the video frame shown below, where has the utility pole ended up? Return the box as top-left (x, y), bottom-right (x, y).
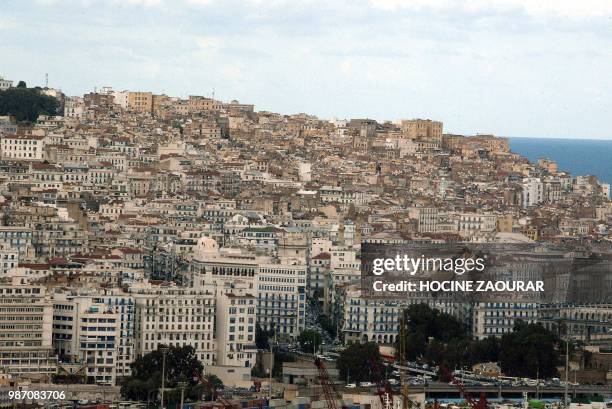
top-left (536, 369), bottom-right (539, 400)
top-left (269, 326), bottom-right (275, 398)
top-left (564, 323), bottom-right (569, 407)
top-left (400, 310), bottom-right (410, 409)
top-left (161, 347), bottom-right (168, 409)
top-left (178, 381), bottom-right (188, 409)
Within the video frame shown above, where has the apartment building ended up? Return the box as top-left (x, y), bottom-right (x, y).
top-left (256, 263), bottom-right (307, 341)
top-left (0, 133), bottom-right (46, 160)
top-left (127, 92), bottom-right (153, 114)
top-left (52, 293), bottom-right (121, 385)
top-left (133, 287), bottom-right (217, 365)
top-left (472, 301), bottom-right (539, 340)
top-left (400, 119), bottom-right (443, 146)
top-left (539, 304), bottom-right (612, 342)
top-left (188, 95), bottom-right (223, 112)
top-left (342, 293), bottom-right (401, 345)
top-left (216, 289), bottom-right (257, 368)
top-left (0, 244), bottom-right (19, 277)
top-left (0, 283), bottom-right (56, 380)
top-left (0, 226), bottom-right (33, 260)
top-left (523, 177), bottom-right (544, 208)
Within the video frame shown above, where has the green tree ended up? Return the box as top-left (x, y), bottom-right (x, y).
top-left (403, 304), bottom-right (468, 343)
top-left (121, 345), bottom-right (205, 403)
top-left (396, 305), bottom-right (562, 380)
top-left (298, 329), bottom-right (322, 353)
top-left (200, 374), bottom-right (224, 400)
top-left (499, 322), bottom-right (560, 378)
top-left (255, 324), bottom-right (273, 350)
top-left (319, 314), bottom-right (336, 337)
top-left (403, 331), bottom-right (427, 362)
top-left (0, 85), bottom-right (59, 122)
top-left (337, 342), bottom-right (382, 383)
top-left (469, 336), bottom-right (500, 363)
top-left (397, 304), bottom-right (469, 364)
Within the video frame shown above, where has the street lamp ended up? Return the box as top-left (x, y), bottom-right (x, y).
top-left (178, 381), bottom-right (189, 409)
top-left (269, 324), bottom-right (279, 398)
top-left (160, 347), bottom-right (169, 409)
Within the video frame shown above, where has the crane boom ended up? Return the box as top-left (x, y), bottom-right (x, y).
top-left (371, 358), bottom-right (393, 408)
top-left (314, 358), bottom-right (340, 409)
top-left (193, 370), bottom-right (236, 409)
top-left (440, 366), bottom-right (487, 409)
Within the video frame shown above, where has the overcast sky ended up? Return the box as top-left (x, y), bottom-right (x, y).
top-left (1, 0), bottom-right (612, 138)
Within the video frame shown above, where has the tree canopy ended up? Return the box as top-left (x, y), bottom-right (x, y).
top-left (121, 345), bottom-right (212, 405)
top-left (297, 329), bottom-right (322, 353)
top-left (396, 303), bottom-right (561, 379)
top-left (319, 314), bottom-right (337, 337)
top-left (255, 323), bottom-right (273, 350)
top-left (0, 85), bottom-right (59, 122)
top-left (499, 321), bottom-right (560, 378)
top-left (336, 342), bottom-right (382, 383)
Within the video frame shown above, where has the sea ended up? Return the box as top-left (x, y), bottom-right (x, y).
top-left (508, 137), bottom-right (612, 184)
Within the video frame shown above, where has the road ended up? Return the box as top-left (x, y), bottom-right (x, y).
top-left (388, 382), bottom-right (611, 399)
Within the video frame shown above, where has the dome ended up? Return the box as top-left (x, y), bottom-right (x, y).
top-left (195, 237), bottom-right (219, 258)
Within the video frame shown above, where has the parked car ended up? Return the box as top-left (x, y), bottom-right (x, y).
top-left (346, 383), bottom-right (357, 388)
top-left (359, 381), bottom-right (374, 387)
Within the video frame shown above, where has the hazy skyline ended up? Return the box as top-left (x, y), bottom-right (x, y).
top-left (2, 0), bottom-right (612, 139)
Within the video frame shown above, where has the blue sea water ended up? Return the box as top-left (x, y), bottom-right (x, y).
top-left (509, 137), bottom-right (612, 184)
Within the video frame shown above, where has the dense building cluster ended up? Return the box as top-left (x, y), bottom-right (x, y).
top-left (0, 78), bottom-right (610, 386)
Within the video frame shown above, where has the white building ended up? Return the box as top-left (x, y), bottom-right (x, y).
top-left (298, 162), bottom-right (312, 182)
top-left (0, 116), bottom-right (17, 136)
top-left (319, 186), bottom-right (368, 206)
top-left (52, 293), bottom-right (121, 385)
top-left (522, 177), bottom-right (544, 208)
top-left (133, 287), bottom-right (217, 365)
top-left (256, 263), bottom-right (307, 340)
top-left (472, 301), bottom-right (538, 340)
top-left (216, 289), bottom-right (257, 368)
top-left (457, 213), bottom-right (497, 236)
top-left (0, 244), bottom-right (19, 277)
top-left (342, 291), bottom-right (401, 345)
top-left (64, 96), bottom-right (85, 119)
top-left (0, 283), bottom-right (56, 380)
top-left (0, 76), bottom-right (12, 91)
top-left (95, 292), bottom-right (136, 381)
top-left (191, 239), bottom-right (306, 342)
top-left (0, 226), bottom-right (33, 260)
top-left (112, 91), bottom-right (129, 110)
top-left (0, 133), bottom-right (46, 160)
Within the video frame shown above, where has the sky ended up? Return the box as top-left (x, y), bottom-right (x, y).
top-left (1, 0), bottom-right (612, 139)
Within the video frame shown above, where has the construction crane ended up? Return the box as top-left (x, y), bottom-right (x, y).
top-left (398, 312), bottom-right (420, 409)
top-left (314, 357), bottom-right (340, 409)
top-left (371, 358), bottom-right (394, 408)
top-left (193, 370), bottom-right (237, 409)
top-left (440, 365), bottom-right (488, 409)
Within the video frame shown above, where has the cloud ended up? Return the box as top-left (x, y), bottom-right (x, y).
top-left (2, 0), bottom-right (612, 138)
top-left (195, 36), bottom-right (221, 50)
top-left (0, 16), bottom-right (17, 30)
top-left (368, 0), bottom-right (612, 20)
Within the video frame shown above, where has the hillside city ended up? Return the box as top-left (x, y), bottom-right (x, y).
top-left (0, 75), bottom-right (610, 407)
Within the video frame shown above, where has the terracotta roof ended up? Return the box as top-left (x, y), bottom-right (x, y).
top-left (312, 252), bottom-right (331, 260)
